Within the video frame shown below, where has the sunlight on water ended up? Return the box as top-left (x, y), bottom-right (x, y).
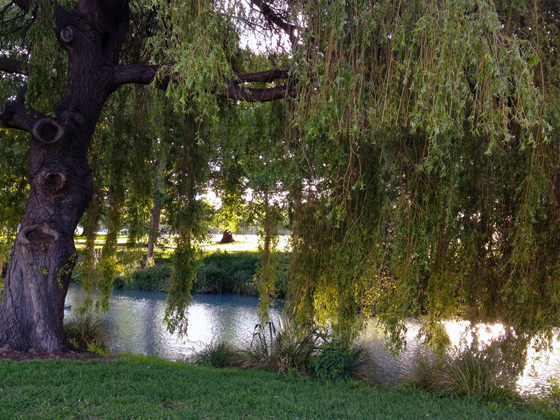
top-left (443, 321), bottom-right (505, 349)
top-left (358, 318), bottom-right (560, 394)
top-left (443, 321), bottom-right (560, 394)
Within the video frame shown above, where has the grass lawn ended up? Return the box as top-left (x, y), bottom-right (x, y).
top-left (0, 355), bottom-right (553, 419)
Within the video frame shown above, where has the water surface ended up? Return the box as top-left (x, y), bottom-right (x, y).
top-left (65, 284), bottom-right (283, 361)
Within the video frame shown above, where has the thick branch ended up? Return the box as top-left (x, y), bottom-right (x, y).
top-left (250, 0), bottom-right (297, 46)
top-left (11, 0), bottom-right (30, 13)
top-left (0, 58), bottom-right (26, 75)
top-left (0, 101), bottom-right (44, 133)
top-left (113, 65), bottom-right (296, 102)
top-left (112, 64), bottom-right (170, 91)
top-left (235, 70), bottom-right (290, 83)
top-left (220, 82), bottom-right (296, 102)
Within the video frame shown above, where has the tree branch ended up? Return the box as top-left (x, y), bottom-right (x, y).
top-left (234, 70), bottom-right (290, 83)
top-left (112, 64), bottom-right (170, 91)
top-left (113, 65), bottom-right (297, 102)
top-left (11, 0), bottom-right (30, 13)
top-left (0, 101), bottom-right (44, 133)
top-left (250, 0), bottom-right (297, 46)
top-left (219, 82), bottom-right (297, 102)
top-left (222, 70), bottom-right (297, 102)
top-left (0, 58), bottom-right (26, 75)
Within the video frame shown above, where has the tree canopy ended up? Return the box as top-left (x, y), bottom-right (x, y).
top-left (0, 0), bottom-right (559, 357)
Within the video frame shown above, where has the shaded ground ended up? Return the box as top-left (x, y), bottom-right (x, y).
top-left (0, 345), bottom-right (115, 362)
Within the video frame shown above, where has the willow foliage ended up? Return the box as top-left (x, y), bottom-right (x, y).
top-left (278, 0), bottom-right (560, 349)
top-left (1, 0), bottom-right (559, 355)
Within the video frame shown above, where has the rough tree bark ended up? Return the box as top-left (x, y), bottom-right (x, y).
top-left (0, 0), bottom-right (296, 352)
top-left (145, 200), bottom-right (163, 269)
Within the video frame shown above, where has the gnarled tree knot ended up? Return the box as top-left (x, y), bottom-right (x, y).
top-left (32, 118), bottom-right (64, 144)
top-left (60, 27), bottom-right (74, 43)
top-left (18, 225), bottom-right (60, 245)
top-left (42, 172), bottom-right (67, 193)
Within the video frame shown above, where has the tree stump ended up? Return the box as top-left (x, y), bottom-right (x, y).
top-left (218, 230), bottom-right (235, 244)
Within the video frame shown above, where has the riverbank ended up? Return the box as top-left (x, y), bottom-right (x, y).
top-left (0, 354), bottom-right (554, 419)
top-left (111, 251), bottom-right (290, 297)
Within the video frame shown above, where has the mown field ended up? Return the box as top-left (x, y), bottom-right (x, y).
top-left (0, 355), bottom-right (554, 420)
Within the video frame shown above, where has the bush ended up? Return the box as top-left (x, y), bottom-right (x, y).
top-left (190, 341), bottom-right (241, 368)
top-left (541, 377), bottom-right (560, 414)
top-left (111, 250), bottom-right (290, 296)
top-left (64, 310), bottom-right (112, 353)
top-left (114, 265), bottom-right (172, 292)
top-left (309, 334), bottom-right (351, 381)
top-left (194, 261), bottom-right (233, 293)
top-left (193, 251), bottom-right (289, 296)
top-left (241, 320), bottom-right (379, 383)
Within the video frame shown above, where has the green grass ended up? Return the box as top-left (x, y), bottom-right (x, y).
top-left (0, 355), bottom-right (553, 419)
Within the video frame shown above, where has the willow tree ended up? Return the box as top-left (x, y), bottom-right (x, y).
top-left (283, 0), bottom-right (560, 354)
top-left (0, 0), bottom-right (294, 352)
top-left (1, 0), bottom-right (559, 359)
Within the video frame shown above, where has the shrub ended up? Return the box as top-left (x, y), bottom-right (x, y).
top-left (193, 251), bottom-right (289, 296)
top-left (194, 261), bottom-right (232, 293)
top-left (64, 310), bottom-right (112, 353)
top-left (541, 377), bottom-right (560, 414)
top-left (114, 265), bottom-right (172, 291)
top-left (241, 320), bottom-right (379, 383)
top-left (194, 251), bottom-right (260, 294)
top-left (232, 269), bottom-right (257, 295)
top-left (309, 334), bottom-right (351, 381)
top-left (110, 250), bottom-right (290, 296)
top-left (190, 341), bottom-right (241, 368)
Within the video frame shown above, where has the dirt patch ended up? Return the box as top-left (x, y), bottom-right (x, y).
top-left (0, 346), bottom-right (117, 362)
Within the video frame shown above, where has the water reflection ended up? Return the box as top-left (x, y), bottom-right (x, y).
top-left (65, 284), bottom-right (283, 361)
top-left (65, 283), bottom-right (559, 393)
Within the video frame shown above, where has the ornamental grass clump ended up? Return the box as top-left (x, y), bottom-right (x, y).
top-left (242, 319), bottom-right (319, 375)
top-left (429, 345), bottom-right (520, 402)
top-left (309, 334), bottom-right (380, 385)
top-left (190, 341), bottom-right (242, 368)
top-left (64, 310), bottom-right (112, 353)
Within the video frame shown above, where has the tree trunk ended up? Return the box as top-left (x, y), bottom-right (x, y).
top-left (145, 200), bottom-right (163, 268)
top-left (218, 230), bottom-right (235, 244)
top-left (0, 0), bottom-right (130, 352)
top-left (0, 153), bottom-right (93, 351)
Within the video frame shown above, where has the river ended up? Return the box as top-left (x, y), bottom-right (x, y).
top-left (65, 283), bottom-right (559, 394)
